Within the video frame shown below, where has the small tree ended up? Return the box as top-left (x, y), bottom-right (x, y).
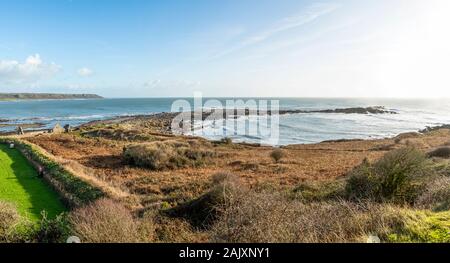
top-left (270, 149), bottom-right (285, 163)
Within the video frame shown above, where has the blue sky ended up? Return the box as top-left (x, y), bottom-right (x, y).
top-left (1, 0), bottom-right (449, 97)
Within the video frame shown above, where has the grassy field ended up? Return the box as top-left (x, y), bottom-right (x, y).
top-left (0, 144), bottom-right (66, 221)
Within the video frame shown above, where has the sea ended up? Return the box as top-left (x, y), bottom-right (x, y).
top-left (1, 98), bottom-right (449, 145)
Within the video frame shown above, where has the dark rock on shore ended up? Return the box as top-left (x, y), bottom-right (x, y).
top-left (420, 124), bottom-right (450, 133)
top-left (280, 106), bottom-right (397, 115)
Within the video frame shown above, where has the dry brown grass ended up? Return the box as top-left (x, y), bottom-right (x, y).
top-left (415, 176), bottom-right (450, 211)
top-left (24, 128), bottom-right (450, 215)
top-left (68, 198), bottom-right (154, 243)
top-left (123, 140), bottom-right (216, 170)
top-left (210, 190), bottom-right (404, 243)
top-left (0, 202), bottom-right (21, 241)
top-left (165, 172), bottom-right (247, 228)
top-left (150, 213), bottom-right (208, 242)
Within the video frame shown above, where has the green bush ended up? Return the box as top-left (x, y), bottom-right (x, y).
top-left (345, 159), bottom-right (379, 200)
top-left (0, 201), bottom-right (67, 243)
top-left (345, 147), bottom-right (431, 204)
top-left (34, 212), bottom-right (70, 243)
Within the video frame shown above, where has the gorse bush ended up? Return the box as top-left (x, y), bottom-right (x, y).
top-left (374, 147), bottom-right (430, 202)
top-left (345, 158), bottom-right (379, 201)
top-left (123, 140), bottom-right (216, 170)
top-left (345, 147), bottom-right (431, 204)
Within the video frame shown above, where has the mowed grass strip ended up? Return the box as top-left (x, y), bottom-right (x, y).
top-left (0, 144), bottom-right (66, 221)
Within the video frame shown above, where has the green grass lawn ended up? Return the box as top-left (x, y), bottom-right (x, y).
top-left (0, 144), bottom-right (66, 221)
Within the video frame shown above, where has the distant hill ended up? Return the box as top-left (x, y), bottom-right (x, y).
top-left (0, 93), bottom-right (103, 100)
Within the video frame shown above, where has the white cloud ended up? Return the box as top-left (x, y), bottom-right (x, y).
top-left (0, 54), bottom-right (61, 84)
top-left (77, 67), bottom-right (93, 77)
top-left (245, 3), bottom-right (339, 46)
top-left (211, 3), bottom-right (339, 59)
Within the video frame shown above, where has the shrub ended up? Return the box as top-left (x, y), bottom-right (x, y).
top-left (374, 147), bottom-right (429, 202)
top-left (210, 190), bottom-right (406, 243)
top-left (123, 140), bottom-right (215, 170)
top-left (68, 198), bottom-right (154, 243)
top-left (345, 148), bottom-right (431, 204)
top-left (0, 202), bottom-right (36, 243)
top-left (166, 173), bottom-right (246, 228)
top-left (415, 176), bottom-right (450, 211)
top-left (270, 148), bottom-right (285, 163)
top-left (34, 212), bottom-right (70, 243)
top-left (0, 202), bottom-right (21, 242)
top-left (345, 159), bottom-right (379, 201)
top-left (427, 147), bottom-right (450, 158)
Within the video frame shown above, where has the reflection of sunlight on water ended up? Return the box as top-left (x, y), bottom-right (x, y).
top-left (198, 107), bottom-right (450, 145)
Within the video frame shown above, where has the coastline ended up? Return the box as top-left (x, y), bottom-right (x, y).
top-left (2, 107), bottom-right (448, 146)
top-left (2, 106), bottom-right (449, 244)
